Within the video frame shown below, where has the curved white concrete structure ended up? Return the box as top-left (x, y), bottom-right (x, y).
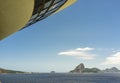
top-left (0, 0), bottom-right (76, 40)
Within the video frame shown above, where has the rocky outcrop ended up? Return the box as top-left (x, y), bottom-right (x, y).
top-left (70, 63), bottom-right (85, 73)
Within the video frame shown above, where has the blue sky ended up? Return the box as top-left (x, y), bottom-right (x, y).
top-left (1, 0), bottom-right (120, 72)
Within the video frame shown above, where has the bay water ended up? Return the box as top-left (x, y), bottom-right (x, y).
top-left (0, 73), bottom-right (120, 83)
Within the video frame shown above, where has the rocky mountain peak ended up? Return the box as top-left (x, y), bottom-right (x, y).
top-left (70, 63), bottom-right (85, 73)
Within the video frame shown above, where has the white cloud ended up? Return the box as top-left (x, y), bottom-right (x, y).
top-left (76, 47), bottom-right (94, 51)
top-left (102, 52), bottom-right (120, 65)
top-left (58, 47), bottom-right (95, 60)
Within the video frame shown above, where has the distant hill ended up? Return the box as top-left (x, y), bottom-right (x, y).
top-left (83, 68), bottom-right (101, 73)
top-left (70, 63), bottom-right (120, 73)
top-left (0, 68), bottom-right (25, 74)
top-left (103, 67), bottom-right (120, 73)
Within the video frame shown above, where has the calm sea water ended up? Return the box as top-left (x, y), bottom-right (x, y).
top-left (0, 73), bottom-right (120, 83)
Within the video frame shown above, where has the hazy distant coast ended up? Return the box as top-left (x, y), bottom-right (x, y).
top-left (0, 63), bottom-right (120, 74)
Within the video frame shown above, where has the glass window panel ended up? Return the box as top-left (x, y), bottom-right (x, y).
top-left (30, 14), bottom-right (38, 20)
top-left (48, 6), bottom-right (60, 14)
top-left (24, 0), bottom-right (67, 28)
top-left (55, 0), bottom-right (66, 6)
top-left (36, 16), bottom-right (42, 21)
top-left (49, 0), bottom-right (66, 10)
top-left (53, 0), bottom-right (62, 4)
top-left (49, 4), bottom-right (58, 10)
top-left (39, 9), bottom-right (48, 15)
top-left (44, 1), bottom-right (52, 9)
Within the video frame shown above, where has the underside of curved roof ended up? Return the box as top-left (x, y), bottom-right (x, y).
top-left (0, 0), bottom-right (76, 40)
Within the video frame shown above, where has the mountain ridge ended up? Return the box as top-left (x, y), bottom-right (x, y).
top-left (70, 63), bottom-right (120, 73)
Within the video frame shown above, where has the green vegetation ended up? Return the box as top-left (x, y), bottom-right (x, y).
top-left (0, 68), bottom-right (25, 74)
top-left (83, 68), bottom-right (101, 73)
top-left (5, 70), bottom-right (25, 73)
